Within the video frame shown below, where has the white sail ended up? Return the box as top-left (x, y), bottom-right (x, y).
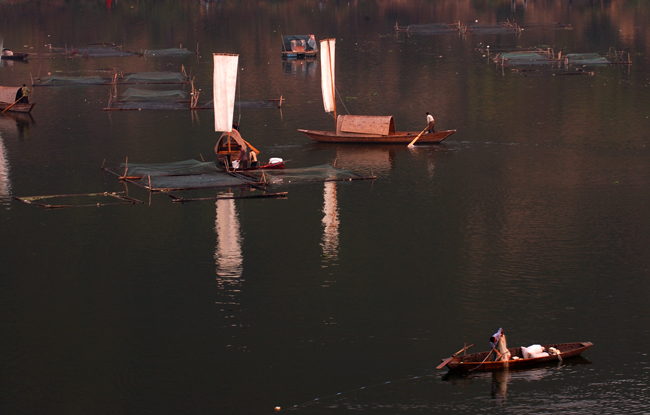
top-left (213, 53), bottom-right (239, 133)
top-left (320, 39), bottom-right (336, 114)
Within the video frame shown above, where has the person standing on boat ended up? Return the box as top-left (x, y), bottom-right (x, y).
top-left (20, 84), bottom-right (31, 104)
top-left (239, 145), bottom-right (248, 169)
top-left (426, 112), bottom-right (435, 133)
top-left (490, 328), bottom-right (511, 361)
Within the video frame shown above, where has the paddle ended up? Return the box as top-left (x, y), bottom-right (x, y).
top-left (2, 97), bottom-right (22, 113)
top-left (407, 126), bottom-right (429, 148)
top-left (436, 343), bottom-right (474, 369)
top-left (241, 138), bottom-right (260, 155)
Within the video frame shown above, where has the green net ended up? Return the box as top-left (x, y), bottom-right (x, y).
top-left (565, 53), bottom-right (610, 65)
top-left (142, 48), bottom-right (196, 56)
top-left (119, 88), bottom-right (189, 101)
top-left (116, 160), bottom-right (219, 177)
top-left (70, 46), bottom-right (138, 57)
top-left (121, 72), bottom-right (188, 83)
top-left (37, 75), bottom-right (111, 85)
top-left (144, 172), bottom-right (256, 191)
top-left (497, 51), bottom-right (556, 66)
top-left (106, 162), bottom-right (370, 191)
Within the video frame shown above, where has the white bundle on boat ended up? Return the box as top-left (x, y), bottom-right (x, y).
top-left (522, 344), bottom-right (549, 359)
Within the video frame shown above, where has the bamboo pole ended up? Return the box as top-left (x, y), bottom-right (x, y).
top-left (120, 156), bottom-right (128, 180)
top-left (327, 39), bottom-right (337, 128)
top-left (2, 97), bottom-right (22, 113)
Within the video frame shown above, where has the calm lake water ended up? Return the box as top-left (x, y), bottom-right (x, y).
top-left (1, 1), bottom-right (650, 413)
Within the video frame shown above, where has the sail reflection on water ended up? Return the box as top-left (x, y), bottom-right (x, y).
top-left (214, 196), bottom-right (243, 325)
top-left (321, 181), bottom-right (340, 265)
top-left (0, 134), bottom-right (11, 205)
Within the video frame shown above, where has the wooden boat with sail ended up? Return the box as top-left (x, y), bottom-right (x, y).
top-left (299, 115), bottom-right (456, 144)
top-left (438, 342), bottom-right (593, 372)
top-left (212, 53), bottom-right (284, 171)
top-left (0, 86), bottom-right (35, 113)
top-left (298, 38), bottom-right (456, 144)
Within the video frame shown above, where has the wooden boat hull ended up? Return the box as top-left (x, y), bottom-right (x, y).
top-left (0, 102), bottom-right (35, 113)
top-left (443, 342), bottom-right (593, 372)
top-left (1, 53), bottom-right (28, 61)
top-left (282, 51), bottom-right (317, 59)
top-left (297, 129), bottom-right (456, 144)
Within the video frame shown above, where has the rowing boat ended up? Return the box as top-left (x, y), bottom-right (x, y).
top-left (0, 86), bottom-right (35, 113)
top-left (298, 115), bottom-right (455, 144)
top-left (298, 38), bottom-right (455, 145)
top-left (440, 342), bottom-right (593, 372)
top-left (1, 49), bottom-right (28, 61)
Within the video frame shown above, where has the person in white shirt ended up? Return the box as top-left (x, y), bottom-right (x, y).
top-left (490, 328), bottom-right (511, 361)
top-left (426, 112), bottom-right (435, 133)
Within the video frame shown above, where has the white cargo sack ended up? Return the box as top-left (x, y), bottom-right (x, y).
top-left (522, 344), bottom-right (545, 359)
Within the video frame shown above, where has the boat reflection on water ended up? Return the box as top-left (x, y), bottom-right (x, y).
top-left (214, 194), bottom-right (243, 327)
top-left (282, 58), bottom-right (317, 76)
top-left (0, 112), bottom-right (34, 140)
top-left (0, 133), bottom-right (11, 205)
top-left (321, 181), bottom-right (339, 266)
top-left (333, 146), bottom-right (397, 175)
top-left (442, 356), bottom-right (592, 406)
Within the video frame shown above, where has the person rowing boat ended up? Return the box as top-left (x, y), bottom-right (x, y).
top-left (490, 328), bottom-right (511, 361)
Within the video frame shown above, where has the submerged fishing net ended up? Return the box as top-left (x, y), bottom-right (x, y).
top-left (105, 159), bottom-right (257, 191)
top-left (142, 48), bottom-right (196, 56)
top-left (465, 24), bottom-right (521, 34)
top-left (105, 162), bottom-right (370, 191)
top-left (119, 87), bottom-right (189, 101)
top-left (120, 72), bottom-right (188, 83)
top-left (565, 53), bottom-right (610, 65)
top-left (496, 51), bottom-right (556, 65)
top-left (143, 172), bottom-right (256, 191)
top-left (200, 99), bottom-right (282, 109)
top-left (115, 159), bottom-right (219, 177)
top-left (397, 23), bottom-right (454, 34)
top-left (69, 46), bottom-right (138, 58)
top-left (14, 192), bottom-right (143, 208)
top-left (242, 165), bottom-right (369, 185)
top-left (36, 75), bottom-right (112, 85)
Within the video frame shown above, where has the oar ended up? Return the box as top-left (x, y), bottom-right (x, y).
top-left (241, 138), bottom-right (260, 155)
top-left (2, 97), bottom-right (22, 113)
top-left (436, 343), bottom-right (475, 369)
top-left (407, 126), bottom-right (429, 148)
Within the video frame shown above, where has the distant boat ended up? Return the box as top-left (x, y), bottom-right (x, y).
top-left (1, 49), bottom-right (28, 61)
top-left (0, 86), bottom-right (35, 113)
top-left (297, 39), bottom-right (456, 144)
top-left (438, 342), bottom-right (594, 372)
top-left (281, 35), bottom-right (318, 59)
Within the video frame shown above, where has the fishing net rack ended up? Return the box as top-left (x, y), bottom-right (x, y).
top-left (13, 192), bottom-right (143, 209)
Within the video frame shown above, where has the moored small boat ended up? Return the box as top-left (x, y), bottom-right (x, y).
top-left (281, 35), bottom-right (318, 59)
top-left (1, 49), bottom-right (29, 61)
top-left (440, 342), bottom-right (594, 372)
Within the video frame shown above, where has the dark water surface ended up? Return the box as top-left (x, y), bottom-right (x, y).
top-left (1, 1), bottom-right (650, 413)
